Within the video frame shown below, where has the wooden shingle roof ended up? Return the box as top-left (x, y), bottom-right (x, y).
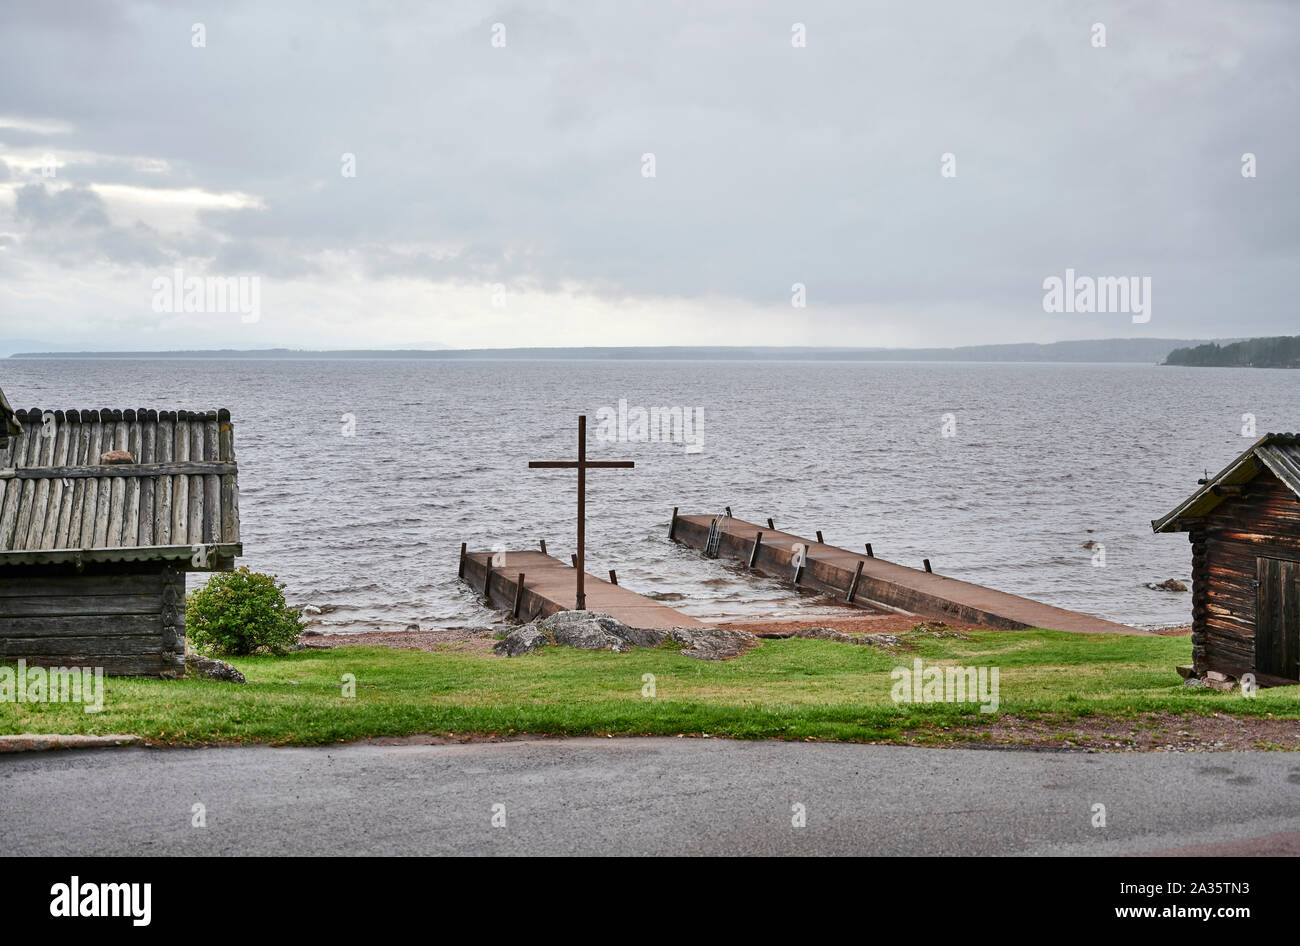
top-left (1152, 432), bottom-right (1300, 533)
top-left (0, 408), bottom-right (241, 567)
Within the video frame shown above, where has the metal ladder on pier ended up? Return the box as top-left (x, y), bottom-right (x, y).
top-left (704, 506), bottom-right (732, 558)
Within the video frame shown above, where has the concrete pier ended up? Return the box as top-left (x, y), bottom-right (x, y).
top-left (459, 548), bottom-right (702, 629)
top-left (670, 512), bottom-right (1145, 635)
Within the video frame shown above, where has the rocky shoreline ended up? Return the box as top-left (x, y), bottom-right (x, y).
top-left (296, 611), bottom-right (1191, 656)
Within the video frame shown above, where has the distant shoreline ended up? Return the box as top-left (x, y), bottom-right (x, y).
top-left (3, 338), bottom-right (1232, 364)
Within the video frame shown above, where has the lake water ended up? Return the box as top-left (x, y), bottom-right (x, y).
top-left (3, 359), bottom-right (1295, 631)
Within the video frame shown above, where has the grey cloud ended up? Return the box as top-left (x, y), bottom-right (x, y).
top-left (14, 183), bottom-right (109, 228)
top-left (12, 183), bottom-right (171, 267)
top-left (0, 0), bottom-right (1298, 344)
top-left (210, 239), bottom-right (320, 279)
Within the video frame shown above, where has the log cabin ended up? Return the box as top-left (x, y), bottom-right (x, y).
top-left (1153, 432), bottom-right (1300, 687)
top-left (0, 406), bottom-right (241, 677)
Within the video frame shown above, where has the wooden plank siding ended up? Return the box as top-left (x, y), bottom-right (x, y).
top-left (0, 565), bottom-right (187, 676)
top-left (1194, 472), bottom-right (1300, 682)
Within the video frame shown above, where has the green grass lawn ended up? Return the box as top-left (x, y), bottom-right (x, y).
top-left (2, 629), bottom-right (1297, 746)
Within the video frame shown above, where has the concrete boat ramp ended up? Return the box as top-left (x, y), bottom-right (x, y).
top-left (670, 511), bottom-right (1144, 635)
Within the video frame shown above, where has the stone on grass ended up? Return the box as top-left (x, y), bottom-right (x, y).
top-left (185, 653), bottom-right (247, 684)
top-left (912, 621), bottom-right (971, 639)
top-left (493, 611), bottom-right (755, 661)
top-left (1203, 670), bottom-right (1237, 692)
top-left (494, 623), bottom-right (551, 657)
top-left (795, 626), bottom-right (906, 650)
top-left (794, 626), bottom-right (843, 641)
top-left (609, 622), bottom-right (669, 649)
top-left (539, 610), bottom-right (634, 652)
top-left (664, 626), bottom-right (757, 661)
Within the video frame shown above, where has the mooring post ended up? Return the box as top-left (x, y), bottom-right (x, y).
top-left (749, 531), bottom-right (763, 568)
top-left (865, 543), bottom-right (873, 558)
top-left (609, 569), bottom-right (618, 585)
top-left (571, 553), bottom-right (578, 568)
top-left (725, 506), bottom-right (732, 518)
top-left (539, 538), bottom-right (547, 554)
top-left (767, 517), bottom-right (775, 530)
top-left (458, 542), bottom-right (467, 578)
top-left (512, 573), bottom-right (525, 618)
top-left (669, 506), bottom-right (678, 539)
top-left (816, 530), bottom-right (824, 544)
top-left (483, 557), bottom-right (493, 598)
top-left (846, 559), bottom-right (864, 603)
top-left (923, 558), bottom-right (932, 573)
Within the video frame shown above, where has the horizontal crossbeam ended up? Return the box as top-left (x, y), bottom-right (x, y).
top-left (528, 461), bottom-right (635, 469)
top-left (0, 462), bottom-right (236, 480)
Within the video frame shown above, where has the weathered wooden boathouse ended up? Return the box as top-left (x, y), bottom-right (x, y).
top-left (1153, 433), bottom-right (1300, 687)
top-left (0, 405), bottom-right (241, 677)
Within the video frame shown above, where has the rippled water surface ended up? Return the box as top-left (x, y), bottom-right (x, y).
top-left (5, 359), bottom-right (1295, 631)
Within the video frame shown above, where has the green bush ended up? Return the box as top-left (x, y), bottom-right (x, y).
top-left (186, 567), bottom-right (304, 656)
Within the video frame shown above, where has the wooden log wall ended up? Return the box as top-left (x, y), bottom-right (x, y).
top-left (1197, 472), bottom-right (1300, 681)
top-left (0, 408), bottom-right (239, 553)
top-left (0, 565), bottom-right (186, 676)
top-left (1188, 528), bottom-right (1209, 672)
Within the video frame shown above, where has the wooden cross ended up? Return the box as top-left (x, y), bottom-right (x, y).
top-left (528, 415), bottom-right (633, 610)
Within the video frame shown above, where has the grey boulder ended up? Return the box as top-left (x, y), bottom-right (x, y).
top-left (795, 626), bottom-right (905, 649)
top-left (494, 611), bottom-right (636, 656)
top-left (493, 611), bottom-right (756, 661)
top-left (494, 623), bottom-right (551, 657)
top-left (664, 626), bottom-right (757, 661)
top-left (541, 611), bottom-right (636, 652)
top-left (185, 653), bottom-right (247, 684)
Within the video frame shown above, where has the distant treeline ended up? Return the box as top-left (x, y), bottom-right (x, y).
top-left (1164, 336), bottom-right (1300, 368)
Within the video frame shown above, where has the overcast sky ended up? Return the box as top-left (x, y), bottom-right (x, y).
top-left (0, 0), bottom-right (1295, 351)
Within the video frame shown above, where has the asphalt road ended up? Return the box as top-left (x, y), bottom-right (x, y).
top-left (3, 738), bottom-right (1299, 855)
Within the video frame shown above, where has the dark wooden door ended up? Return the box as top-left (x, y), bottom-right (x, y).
top-left (1256, 557), bottom-right (1300, 681)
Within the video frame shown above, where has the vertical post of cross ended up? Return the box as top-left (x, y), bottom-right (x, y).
top-left (528, 415), bottom-right (634, 612)
top-left (576, 415), bottom-right (586, 608)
